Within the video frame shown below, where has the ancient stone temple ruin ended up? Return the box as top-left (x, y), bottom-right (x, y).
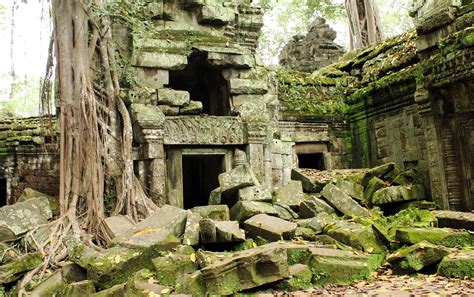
top-left (279, 17), bottom-right (345, 72)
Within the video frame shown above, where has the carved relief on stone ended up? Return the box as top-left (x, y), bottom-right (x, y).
top-left (163, 116), bottom-right (246, 145)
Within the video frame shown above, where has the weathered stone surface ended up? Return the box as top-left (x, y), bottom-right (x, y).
top-left (273, 202), bottom-right (299, 221)
top-left (112, 205), bottom-right (186, 249)
top-left (152, 254), bottom-right (197, 286)
top-left (336, 179), bottom-right (364, 201)
top-left (191, 205), bottom-right (229, 221)
top-left (324, 221), bottom-right (387, 253)
top-left (199, 219), bottom-right (245, 244)
top-left (31, 270), bottom-right (67, 296)
top-left (18, 187), bottom-right (58, 213)
top-left (372, 184), bottom-right (425, 205)
top-left (238, 185), bottom-right (272, 202)
top-left (230, 201), bottom-right (277, 222)
top-left (299, 195), bottom-right (336, 218)
top-left (179, 100), bottom-right (203, 115)
top-left (208, 187), bottom-right (223, 205)
top-left (91, 283), bottom-right (126, 297)
top-left (230, 78), bottom-right (268, 95)
top-left (387, 241), bottom-right (449, 272)
top-left (273, 180), bottom-right (306, 211)
top-left (175, 271), bottom-right (206, 295)
top-left (66, 280), bottom-right (96, 296)
top-left (321, 184), bottom-right (370, 218)
top-left (134, 67), bottom-right (169, 89)
top-left (183, 211), bottom-right (201, 246)
top-left (364, 177), bottom-right (386, 205)
top-left (392, 169), bottom-right (420, 186)
top-left (207, 52), bottom-right (253, 68)
top-left (158, 104), bottom-right (180, 115)
top-left (0, 197), bottom-right (52, 242)
top-left (432, 210), bottom-right (474, 231)
top-left (103, 215), bottom-right (135, 243)
top-left (201, 244), bottom-right (289, 295)
top-left (395, 227), bottom-right (474, 248)
top-left (361, 163), bottom-right (395, 186)
top-left (195, 250), bottom-right (228, 269)
top-left (437, 249), bottom-right (474, 278)
top-left (291, 168), bottom-right (326, 192)
top-left (244, 214), bottom-right (297, 241)
top-left (218, 164), bottom-right (259, 196)
top-left (132, 52), bottom-right (187, 70)
top-left (297, 212), bottom-right (337, 234)
top-left (157, 88), bottom-right (190, 107)
top-left (199, 4), bottom-right (235, 25)
top-left (275, 263), bottom-right (312, 290)
top-left (0, 252), bottom-right (43, 284)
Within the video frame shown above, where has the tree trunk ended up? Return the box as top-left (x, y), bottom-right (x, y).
top-left (345, 0), bottom-right (383, 49)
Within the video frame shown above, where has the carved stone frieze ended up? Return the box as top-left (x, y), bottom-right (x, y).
top-left (163, 116), bottom-right (246, 145)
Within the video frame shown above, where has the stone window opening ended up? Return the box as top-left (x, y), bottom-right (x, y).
top-left (182, 154), bottom-right (226, 209)
top-left (0, 178), bottom-right (7, 207)
top-left (297, 153), bottom-right (326, 170)
top-left (167, 52), bottom-right (231, 116)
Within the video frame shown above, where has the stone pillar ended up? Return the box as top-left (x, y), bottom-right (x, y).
top-left (245, 122), bottom-right (270, 185)
top-left (142, 128), bottom-right (166, 206)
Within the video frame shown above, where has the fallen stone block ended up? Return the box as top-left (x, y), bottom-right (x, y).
top-left (183, 211), bottom-right (201, 246)
top-left (191, 205), bottom-right (229, 221)
top-left (395, 227), bottom-right (474, 248)
top-left (30, 270), bottom-right (68, 296)
top-left (0, 252), bottom-right (43, 284)
top-left (195, 250), bottom-right (229, 269)
top-left (112, 205), bottom-right (186, 249)
top-left (66, 280), bottom-right (96, 296)
top-left (175, 271), bottom-right (207, 295)
top-left (324, 221), bottom-right (387, 253)
top-left (364, 177), bottom-right (386, 206)
top-left (201, 244), bottom-right (289, 295)
top-left (387, 241), bottom-right (449, 272)
top-left (273, 180), bottom-right (306, 211)
top-left (392, 169), bottom-right (420, 186)
top-left (372, 184), bottom-right (425, 205)
top-left (299, 195), bottom-right (336, 218)
top-left (273, 202), bottom-right (299, 220)
top-left (208, 187), bottom-right (223, 205)
top-left (244, 214), bottom-right (297, 242)
top-left (18, 187), bottom-right (58, 213)
top-left (152, 254), bottom-right (197, 286)
top-left (437, 249), bottom-right (474, 278)
top-left (432, 210), bottom-right (474, 231)
top-left (200, 219), bottom-right (245, 244)
top-left (0, 197), bottom-right (52, 242)
top-left (321, 184), bottom-right (370, 218)
top-left (361, 163), bottom-right (395, 186)
top-left (295, 227), bottom-right (318, 241)
top-left (291, 168), bottom-right (328, 192)
top-left (275, 263), bottom-right (312, 291)
top-left (336, 179), bottom-right (364, 201)
top-left (297, 212), bottom-right (337, 234)
top-left (103, 215), bottom-right (135, 244)
top-left (91, 283), bottom-right (126, 297)
top-left (238, 185), bottom-right (272, 202)
top-left (218, 164), bottom-right (259, 199)
top-left (230, 201), bottom-right (277, 222)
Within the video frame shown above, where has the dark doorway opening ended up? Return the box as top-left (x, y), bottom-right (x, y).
top-left (167, 52), bottom-right (230, 116)
top-left (182, 155), bottom-right (225, 209)
top-left (0, 178), bottom-right (7, 207)
top-left (298, 153), bottom-right (325, 170)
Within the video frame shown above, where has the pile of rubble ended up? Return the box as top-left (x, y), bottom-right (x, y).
top-left (1, 163), bottom-right (473, 296)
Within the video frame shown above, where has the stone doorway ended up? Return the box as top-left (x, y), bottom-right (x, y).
top-left (295, 142), bottom-right (327, 170)
top-left (166, 147), bottom-right (233, 209)
top-left (167, 52), bottom-right (231, 116)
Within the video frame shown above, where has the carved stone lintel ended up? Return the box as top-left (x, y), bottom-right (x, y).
top-left (245, 122), bottom-right (269, 144)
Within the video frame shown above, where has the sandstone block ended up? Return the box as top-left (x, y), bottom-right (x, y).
top-left (244, 214), bottom-right (297, 241)
top-left (321, 184), bottom-right (370, 218)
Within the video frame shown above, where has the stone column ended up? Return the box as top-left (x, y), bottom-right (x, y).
top-left (246, 122), bottom-right (270, 185)
top-left (142, 128), bottom-right (166, 206)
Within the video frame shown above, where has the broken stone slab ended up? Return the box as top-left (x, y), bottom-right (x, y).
top-left (364, 177), bottom-right (386, 206)
top-left (273, 180), bottom-right (306, 211)
top-left (336, 179), bottom-right (364, 201)
top-left (0, 197), bottom-right (52, 242)
top-left (103, 215), bottom-right (135, 244)
top-left (199, 219), bottom-right (245, 244)
top-left (295, 227), bottom-right (317, 241)
top-left (66, 280), bottom-right (96, 296)
top-left (395, 227), bottom-right (474, 248)
top-left (238, 185), bottom-right (272, 202)
top-left (175, 271), bottom-right (207, 295)
top-left (243, 214), bottom-right (297, 242)
top-left (183, 210), bottom-right (201, 246)
top-left (432, 210), bottom-right (474, 231)
top-left (179, 100), bottom-right (203, 115)
top-left (195, 250), bottom-right (229, 269)
top-left (229, 78), bottom-right (268, 95)
top-left (321, 184), bottom-right (370, 218)
top-left (392, 169), bottom-right (420, 186)
top-left (273, 203), bottom-right (299, 221)
top-left (308, 247), bottom-right (383, 285)
top-left (208, 187), bottom-right (223, 205)
top-left (324, 221), bottom-right (387, 253)
top-left (112, 204), bottom-right (186, 249)
top-left (157, 88), bottom-right (190, 107)
top-left (17, 187), bottom-right (58, 213)
top-left (387, 241), bottom-right (449, 272)
top-left (131, 52), bottom-right (187, 70)
top-left (218, 164), bottom-right (259, 198)
top-left (190, 205), bottom-right (229, 221)
top-left (361, 163), bottom-right (395, 186)
top-left (299, 195), bottom-right (336, 219)
top-left (372, 184), bottom-right (425, 205)
top-left (69, 243), bottom-right (167, 290)
top-left (91, 283), bottom-right (126, 297)
top-left (30, 270), bottom-right (68, 296)
top-left (291, 168), bottom-right (327, 192)
top-left (275, 263), bottom-right (312, 291)
top-left (229, 201), bottom-right (277, 222)
top-left (437, 249), bottom-right (474, 278)
top-left (152, 254), bottom-right (197, 286)
top-left (200, 244), bottom-right (289, 295)
top-left (0, 252), bottom-right (43, 284)
top-left (297, 212), bottom-right (337, 234)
